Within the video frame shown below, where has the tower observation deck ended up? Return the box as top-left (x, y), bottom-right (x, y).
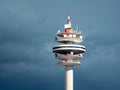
top-left (52, 12), bottom-right (86, 90)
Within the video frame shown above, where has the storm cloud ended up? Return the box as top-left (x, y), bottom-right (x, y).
top-left (0, 0), bottom-right (120, 90)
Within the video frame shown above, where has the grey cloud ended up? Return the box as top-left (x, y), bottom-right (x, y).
top-left (0, 0), bottom-right (120, 90)
top-left (0, 0), bottom-right (54, 77)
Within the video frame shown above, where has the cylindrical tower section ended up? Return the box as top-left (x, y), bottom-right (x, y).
top-left (65, 66), bottom-right (73, 90)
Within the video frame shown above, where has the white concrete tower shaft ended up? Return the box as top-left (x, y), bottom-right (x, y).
top-left (65, 66), bottom-right (73, 90)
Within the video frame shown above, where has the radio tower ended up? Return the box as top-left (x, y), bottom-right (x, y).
top-left (52, 12), bottom-right (86, 90)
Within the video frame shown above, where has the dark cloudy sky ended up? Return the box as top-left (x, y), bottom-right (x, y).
top-left (0, 0), bottom-right (120, 90)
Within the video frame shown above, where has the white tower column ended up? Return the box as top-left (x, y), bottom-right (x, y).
top-left (65, 66), bottom-right (73, 90)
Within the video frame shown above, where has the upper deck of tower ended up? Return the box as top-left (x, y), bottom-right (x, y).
top-left (55, 13), bottom-right (83, 43)
top-left (57, 12), bottom-right (81, 37)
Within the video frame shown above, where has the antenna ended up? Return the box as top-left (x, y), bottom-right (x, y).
top-left (76, 24), bottom-right (78, 32)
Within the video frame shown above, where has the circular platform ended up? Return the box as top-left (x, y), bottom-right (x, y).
top-left (53, 44), bottom-right (85, 54)
top-left (58, 61), bottom-right (80, 66)
top-left (55, 54), bottom-right (83, 60)
top-left (56, 37), bottom-right (83, 43)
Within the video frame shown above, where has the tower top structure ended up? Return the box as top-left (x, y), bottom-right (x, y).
top-left (64, 12), bottom-right (72, 31)
top-left (67, 12), bottom-right (71, 25)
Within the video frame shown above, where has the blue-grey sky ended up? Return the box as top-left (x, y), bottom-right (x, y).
top-left (0, 0), bottom-right (120, 90)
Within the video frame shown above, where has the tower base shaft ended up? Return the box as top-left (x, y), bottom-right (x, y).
top-left (65, 66), bottom-right (73, 90)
